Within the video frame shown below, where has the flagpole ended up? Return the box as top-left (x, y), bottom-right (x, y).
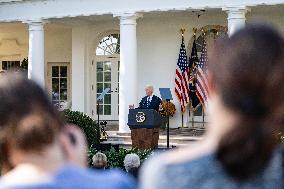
top-left (181, 113), bottom-right (184, 128)
top-left (192, 108), bottom-right (194, 128)
top-left (192, 28), bottom-right (197, 129)
top-left (202, 108), bottom-right (205, 128)
top-left (188, 106), bottom-right (191, 127)
top-left (180, 28), bottom-right (185, 128)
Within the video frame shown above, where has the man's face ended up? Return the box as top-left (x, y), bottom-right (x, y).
top-left (145, 87), bottom-right (153, 96)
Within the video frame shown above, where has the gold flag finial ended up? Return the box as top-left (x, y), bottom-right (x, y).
top-left (201, 29), bottom-right (206, 36)
top-left (193, 27), bottom-right (197, 39)
top-left (193, 27), bottom-right (197, 35)
top-left (180, 28), bottom-right (186, 36)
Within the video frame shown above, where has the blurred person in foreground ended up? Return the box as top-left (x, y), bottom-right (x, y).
top-left (0, 73), bottom-right (136, 189)
top-left (140, 24), bottom-right (284, 189)
top-left (92, 152), bottom-right (107, 170)
top-left (124, 154), bottom-right (140, 179)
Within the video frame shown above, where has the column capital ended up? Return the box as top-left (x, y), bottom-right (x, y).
top-left (22, 19), bottom-right (47, 31)
top-left (222, 6), bottom-right (250, 18)
top-left (114, 12), bottom-right (142, 25)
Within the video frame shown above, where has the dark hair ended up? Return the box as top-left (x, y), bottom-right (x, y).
top-left (0, 73), bottom-right (65, 168)
top-left (209, 24), bottom-right (284, 180)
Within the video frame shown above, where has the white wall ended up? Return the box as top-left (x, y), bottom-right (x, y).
top-left (45, 25), bottom-right (72, 63)
top-left (0, 23), bottom-right (28, 63)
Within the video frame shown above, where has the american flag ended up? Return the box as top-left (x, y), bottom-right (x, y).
top-left (188, 39), bottom-right (201, 110)
top-left (175, 36), bottom-right (190, 112)
top-left (196, 39), bottom-right (209, 109)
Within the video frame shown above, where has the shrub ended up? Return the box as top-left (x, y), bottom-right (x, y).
top-left (63, 110), bottom-right (98, 146)
top-left (88, 146), bottom-right (152, 170)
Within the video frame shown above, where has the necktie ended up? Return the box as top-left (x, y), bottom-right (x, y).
top-left (146, 97), bottom-right (150, 107)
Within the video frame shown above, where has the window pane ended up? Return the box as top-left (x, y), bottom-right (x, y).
top-left (104, 94), bottom-right (111, 104)
top-left (104, 72), bottom-right (111, 82)
top-left (60, 78), bottom-right (67, 89)
top-left (52, 66), bottom-right (59, 77)
top-left (60, 66), bottom-right (67, 77)
top-left (96, 34), bottom-right (120, 56)
top-left (104, 83), bottom-right (111, 91)
top-left (97, 72), bottom-right (103, 82)
top-left (104, 105), bottom-right (111, 115)
top-left (97, 62), bottom-right (103, 71)
top-left (104, 62), bottom-right (111, 71)
top-left (97, 83), bottom-right (103, 93)
top-left (52, 93), bottom-right (59, 101)
top-left (194, 105), bottom-right (203, 116)
top-left (52, 78), bottom-right (59, 92)
top-left (60, 89), bottom-right (68, 100)
top-left (52, 78), bottom-right (59, 100)
top-left (2, 62), bottom-right (7, 70)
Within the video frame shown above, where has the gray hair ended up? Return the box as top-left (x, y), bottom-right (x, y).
top-left (92, 152), bottom-right (107, 168)
top-left (124, 153), bottom-right (141, 171)
top-left (145, 85), bottom-right (154, 92)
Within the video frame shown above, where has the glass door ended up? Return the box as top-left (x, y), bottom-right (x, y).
top-left (95, 58), bottom-right (119, 120)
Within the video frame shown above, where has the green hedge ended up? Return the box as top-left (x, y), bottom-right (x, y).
top-left (63, 110), bottom-right (153, 170)
top-left (63, 110), bottom-right (98, 146)
top-left (89, 146), bottom-right (152, 170)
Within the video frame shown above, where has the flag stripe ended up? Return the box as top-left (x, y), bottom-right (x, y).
top-left (196, 40), bottom-right (209, 110)
top-left (175, 37), bottom-right (191, 112)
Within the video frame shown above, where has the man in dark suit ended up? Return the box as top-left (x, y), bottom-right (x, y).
top-left (138, 85), bottom-right (163, 112)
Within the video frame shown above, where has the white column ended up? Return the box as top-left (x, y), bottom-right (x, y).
top-left (223, 7), bottom-right (250, 36)
top-left (115, 13), bottom-right (142, 133)
top-left (26, 20), bottom-right (45, 87)
top-left (71, 26), bottom-right (88, 112)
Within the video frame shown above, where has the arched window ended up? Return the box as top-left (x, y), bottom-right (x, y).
top-left (94, 33), bottom-right (120, 120)
top-left (96, 33), bottom-right (120, 56)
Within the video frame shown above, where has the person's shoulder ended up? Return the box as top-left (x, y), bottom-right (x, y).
top-left (139, 153), bottom-right (168, 189)
top-left (101, 169), bottom-right (137, 189)
top-left (55, 165), bottom-right (137, 189)
top-left (153, 95), bottom-right (161, 101)
top-left (140, 141), bottom-right (216, 189)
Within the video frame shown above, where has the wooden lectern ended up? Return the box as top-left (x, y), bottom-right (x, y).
top-left (128, 109), bottom-right (162, 149)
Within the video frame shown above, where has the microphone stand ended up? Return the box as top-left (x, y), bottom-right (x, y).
top-left (96, 99), bottom-right (102, 145)
top-left (166, 99), bottom-right (170, 149)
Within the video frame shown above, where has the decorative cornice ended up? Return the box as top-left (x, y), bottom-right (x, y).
top-left (0, 0), bottom-right (281, 22)
top-left (114, 12), bottom-right (142, 25)
top-left (113, 12), bottom-right (143, 19)
top-left (222, 6), bottom-right (251, 13)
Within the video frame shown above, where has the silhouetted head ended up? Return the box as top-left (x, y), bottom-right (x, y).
top-left (208, 24), bottom-right (284, 180)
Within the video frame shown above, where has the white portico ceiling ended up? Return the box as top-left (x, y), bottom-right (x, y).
top-left (0, 0), bottom-right (284, 22)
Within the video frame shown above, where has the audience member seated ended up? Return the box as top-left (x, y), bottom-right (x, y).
top-left (92, 152), bottom-right (107, 170)
top-left (0, 73), bottom-right (136, 189)
top-left (124, 154), bottom-right (140, 179)
top-left (140, 24), bottom-right (284, 189)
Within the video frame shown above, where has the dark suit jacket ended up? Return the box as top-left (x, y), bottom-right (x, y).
top-left (138, 95), bottom-right (162, 112)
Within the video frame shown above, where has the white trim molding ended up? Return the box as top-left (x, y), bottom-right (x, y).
top-left (0, 0), bottom-right (283, 22)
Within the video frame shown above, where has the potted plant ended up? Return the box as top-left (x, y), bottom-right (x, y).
top-left (160, 101), bottom-right (176, 129)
